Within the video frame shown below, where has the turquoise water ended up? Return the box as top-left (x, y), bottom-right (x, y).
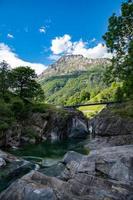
top-left (0, 138), bottom-right (89, 193)
top-left (9, 138), bottom-right (89, 165)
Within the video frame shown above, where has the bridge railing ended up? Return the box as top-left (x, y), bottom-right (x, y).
top-left (63, 101), bottom-right (125, 109)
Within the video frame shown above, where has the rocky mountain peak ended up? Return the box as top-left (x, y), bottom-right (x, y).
top-left (39, 54), bottom-right (111, 79)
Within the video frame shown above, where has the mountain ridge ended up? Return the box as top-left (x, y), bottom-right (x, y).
top-left (39, 55), bottom-right (111, 79)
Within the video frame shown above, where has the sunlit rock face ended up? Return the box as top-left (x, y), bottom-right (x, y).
top-left (39, 55), bottom-right (110, 79)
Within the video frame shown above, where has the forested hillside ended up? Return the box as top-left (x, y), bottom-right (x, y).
top-left (39, 56), bottom-right (113, 105)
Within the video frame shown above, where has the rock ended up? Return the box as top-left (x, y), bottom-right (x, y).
top-left (0, 171), bottom-right (62, 200)
top-left (41, 158), bottom-right (61, 167)
top-left (0, 157), bottom-right (6, 167)
top-left (90, 145), bottom-right (133, 184)
top-left (85, 134), bottom-right (133, 150)
top-left (109, 157), bottom-right (133, 183)
top-left (29, 138), bottom-right (36, 144)
top-left (1, 166), bottom-right (133, 200)
top-left (0, 106), bottom-right (89, 148)
top-left (69, 117), bottom-right (88, 139)
top-left (0, 149), bottom-right (35, 192)
top-left (62, 151), bottom-right (83, 164)
top-left (61, 152), bottom-right (95, 180)
top-left (39, 162), bottom-right (65, 177)
top-left (86, 106), bottom-right (133, 150)
top-left (90, 109), bottom-right (133, 137)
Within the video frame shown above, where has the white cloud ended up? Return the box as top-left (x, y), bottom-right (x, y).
top-left (7, 33), bottom-right (14, 39)
top-left (0, 43), bottom-right (47, 75)
top-left (51, 34), bottom-right (72, 54)
top-left (39, 26), bottom-right (46, 33)
top-left (50, 34), bottom-right (112, 59)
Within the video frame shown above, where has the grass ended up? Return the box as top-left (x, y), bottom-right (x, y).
top-left (110, 101), bottom-right (133, 118)
top-left (78, 100), bottom-right (133, 119)
top-left (78, 104), bottom-right (106, 118)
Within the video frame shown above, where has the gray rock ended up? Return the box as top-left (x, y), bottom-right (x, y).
top-left (62, 151), bottom-right (83, 164)
top-left (39, 162), bottom-right (65, 177)
top-left (0, 171), bottom-right (62, 200)
top-left (69, 117), bottom-right (88, 138)
top-left (85, 134), bottom-right (133, 150)
top-left (1, 169), bottom-right (133, 200)
top-left (90, 145), bottom-right (133, 184)
top-left (90, 109), bottom-right (133, 137)
top-left (0, 157), bottom-right (6, 167)
top-left (0, 150), bottom-right (34, 192)
top-left (1, 109), bottom-right (89, 148)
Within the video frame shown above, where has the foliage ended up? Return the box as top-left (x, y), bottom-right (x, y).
top-left (110, 100), bottom-right (133, 118)
top-left (103, 0), bottom-right (133, 97)
top-left (23, 127), bottom-right (38, 139)
top-left (10, 98), bottom-right (29, 120)
top-left (41, 65), bottom-right (107, 105)
top-left (0, 61), bottom-right (10, 98)
top-left (90, 82), bottom-right (124, 103)
top-left (10, 66), bottom-right (44, 100)
top-left (0, 99), bottom-right (14, 132)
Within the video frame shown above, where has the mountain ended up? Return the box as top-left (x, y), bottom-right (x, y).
top-left (39, 55), bottom-right (110, 79)
top-left (39, 55), bottom-right (111, 105)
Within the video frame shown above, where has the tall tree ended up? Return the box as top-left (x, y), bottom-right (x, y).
top-left (103, 0), bottom-right (133, 96)
top-left (10, 66), bottom-right (44, 100)
top-left (0, 61), bottom-right (10, 98)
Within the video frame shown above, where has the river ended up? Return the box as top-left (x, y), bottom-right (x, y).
top-left (0, 138), bottom-right (89, 192)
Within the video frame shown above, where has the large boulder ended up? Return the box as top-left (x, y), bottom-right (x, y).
top-left (1, 151), bottom-right (133, 200)
top-left (62, 151), bottom-right (83, 164)
top-left (90, 109), bottom-right (133, 137)
top-left (0, 150), bottom-right (34, 192)
top-left (85, 134), bottom-right (133, 150)
top-left (61, 145), bottom-right (133, 184)
top-left (0, 171), bottom-right (62, 200)
top-left (86, 106), bottom-right (133, 150)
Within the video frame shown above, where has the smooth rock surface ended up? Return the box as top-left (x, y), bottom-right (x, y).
top-left (1, 110), bottom-right (88, 148)
top-left (1, 145), bottom-right (133, 200)
top-left (89, 109), bottom-right (133, 137)
top-left (0, 157), bottom-right (6, 167)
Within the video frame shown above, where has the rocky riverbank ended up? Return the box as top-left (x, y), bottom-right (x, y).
top-left (0, 149), bottom-right (35, 192)
top-left (86, 104), bottom-right (133, 150)
top-left (0, 108), bottom-right (88, 148)
top-left (0, 103), bottom-right (133, 199)
top-left (0, 145), bottom-right (133, 200)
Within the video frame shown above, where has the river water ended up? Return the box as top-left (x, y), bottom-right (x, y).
top-left (0, 138), bottom-right (89, 192)
top-left (9, 138), bottom-right (89, 166)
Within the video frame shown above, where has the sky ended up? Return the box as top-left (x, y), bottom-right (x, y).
top-left (0, 0), bottom-right (123, 74)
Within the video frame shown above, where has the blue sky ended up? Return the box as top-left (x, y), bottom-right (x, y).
top-left (0, 0), bottom-right (123, 74)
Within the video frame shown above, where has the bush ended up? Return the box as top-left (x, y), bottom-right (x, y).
top-left (11, 99), bottom-right (24, 113)
top-left (0, 100), bottom-right (14, 132)
top-left (10, 99), bottom-right (30, 120)
top-left (0, 121), bottom-right (9, 131)
top-left (23, 127), bottom-right (37, 139)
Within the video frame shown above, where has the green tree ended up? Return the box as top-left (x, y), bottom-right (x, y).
top-left (0, 61), bottom-right (10, 98)
top-left (103, 0), bottom-right (133, 96)
top-left (10, 66), bottom-right (44, 100)
top-left (80, 90), bottom-right (90, 102)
